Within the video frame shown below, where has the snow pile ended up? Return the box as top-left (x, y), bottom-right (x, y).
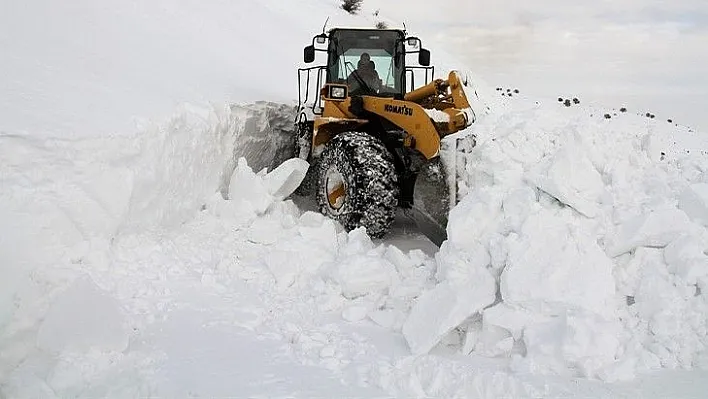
top-left (3, 97), bottom-right (708, 396)
top-left (401, 98), bottom-right (708, 381)
top-left (1, 96), bottom-right (453, 396)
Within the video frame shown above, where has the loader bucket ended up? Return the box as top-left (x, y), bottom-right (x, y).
top-left (409, 131), bottom-right (477, 246)
top-left (409, 157), bottom-right (451, 246)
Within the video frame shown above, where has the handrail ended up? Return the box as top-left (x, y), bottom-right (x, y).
top-left (297, 65), bottom-right (327, 120)
top-left (405, 65), bottom-right (435, 92)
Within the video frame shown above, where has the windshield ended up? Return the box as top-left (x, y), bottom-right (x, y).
top-left (326, 29), bottom-right (404, 96)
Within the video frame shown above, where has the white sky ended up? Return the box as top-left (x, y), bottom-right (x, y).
top-left (364, 0), bottom-right (708, 131)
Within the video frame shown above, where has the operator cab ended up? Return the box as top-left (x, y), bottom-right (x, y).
top-left (325, 29), bottom-right (405, 97)
top-left (302, 28), bottom-right (431, 101)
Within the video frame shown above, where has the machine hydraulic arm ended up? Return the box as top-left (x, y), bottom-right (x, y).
top-left (404, 71), bottom-right (475, 137)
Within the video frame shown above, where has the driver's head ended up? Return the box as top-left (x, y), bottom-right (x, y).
top-left (357, 53), bottom-right (373, 71)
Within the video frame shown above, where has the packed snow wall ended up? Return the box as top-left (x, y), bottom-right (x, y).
top-left (0, 101), bottom-right (297, 328)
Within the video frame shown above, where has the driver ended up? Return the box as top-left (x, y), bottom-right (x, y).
top-left (347, 53), bottom-right (381, 92)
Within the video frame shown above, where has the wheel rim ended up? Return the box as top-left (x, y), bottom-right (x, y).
top-left (325, 166), bottom-right (346, 210)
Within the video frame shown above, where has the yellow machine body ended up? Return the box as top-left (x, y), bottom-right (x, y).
top-left (312, 71), bottom-right (474, 160)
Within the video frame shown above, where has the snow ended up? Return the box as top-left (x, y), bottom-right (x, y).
top-left (328, 246), bottom-right (398, 300)
top-left (424, 108), bottom-right (451, 123)
top-left (263, 158), bottom-right (310, 202)
top-left (403, 278), bottom-right (496, 355)
top-left (3, 0), bottom-right (708, 397)
top-left (680, 183), bottom-right (708, 227)
top-left (432, 94), bottom-right (708, 382)
top-left (526, 140), bottom-right (606, 218)
top-left (36, 277), bottom-right (130, 355)
top-left (501, 210), bottom-right (617, 318)
top-left (607, 209), bottom-right (694, 257)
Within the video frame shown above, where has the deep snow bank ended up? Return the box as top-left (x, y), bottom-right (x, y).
top-left (0, 102), bottom-right (296, 336)
top-left (403, 94), bottom-right (708, 380)
top-left (120, 101), bottom-right (296, 233)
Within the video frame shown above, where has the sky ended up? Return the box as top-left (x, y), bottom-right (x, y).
top-left (364, 0), bottom-right (708, 132)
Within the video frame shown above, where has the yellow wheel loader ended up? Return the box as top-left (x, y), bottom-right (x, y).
top-left (294, 27), bottom-right (477, 241)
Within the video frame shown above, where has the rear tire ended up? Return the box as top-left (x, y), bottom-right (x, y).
top-left (316, 131), bottom-right (399, 238)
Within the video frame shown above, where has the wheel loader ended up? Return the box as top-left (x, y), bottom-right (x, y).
top-left (293, 27), bottom-right (477, 242)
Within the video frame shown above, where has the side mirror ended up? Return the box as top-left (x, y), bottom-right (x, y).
top-left (419, 48), bottom-right (431, 66)
top-left (304, 45), bottom-right (315, 63)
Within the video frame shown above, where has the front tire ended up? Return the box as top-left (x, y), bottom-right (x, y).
top-left (316, 131), bottom-right (398, 238)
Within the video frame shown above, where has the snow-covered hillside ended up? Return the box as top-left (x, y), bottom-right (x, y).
top-left (2, 0), bottom-right (708, 398)
top-left (0, 0), bottom-right (361, 137)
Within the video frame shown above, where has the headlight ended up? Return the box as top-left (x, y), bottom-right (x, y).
top-left (331, 86), bottom-right (346, 99)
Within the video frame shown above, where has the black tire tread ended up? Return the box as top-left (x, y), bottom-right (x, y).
top-left (316, 131), bottom-right (398, 238)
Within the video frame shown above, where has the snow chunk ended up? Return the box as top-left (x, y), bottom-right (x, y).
top-left (424, 109), bottom-right (450, 123)
top-left (483, 303), bottom-right (546, 341)
top-left (298, 211), bottom-right (327, 228)
top-left (501, 210), bottom-right (616, 318)
top-left (514, 310), bottom-right (622, 379)
top-left (329, 255), bottom-right (397, 299)
top-left (435, 241), bottom-right (490, 284)
top-left (36, 277), bottom-right (129, 354)
top-left (342, 305), bottom-right (369, 322)
top-left (475, 324), bottom-right (515, 357)
top-left (368, 309), bottom-right (407, 331)
top-left (228, 157), bottom-right (272, 214)
top-left (679, 183), bottom-right (708, 227)
top-left (527, 143), bottom-right (605, 218)
top-left (383, 246), bottom-right (417, 277)
top-left (664, 234), bottom-right (708, 283)
top-left (445, 189), bottom-right (503, 248)
top-left (340, 227), bottom-right (376, 256)
top-left (607, 209), bottom-right (692, 257)
top-left (204, 193), bottom-right (257, 227)
top-left (627, 259), bottom-right (708, 370)
top-left (262, 158), bottom-right (309, 202)
top-left (265, 221), bottom-right (338, 289)
top-left (402, 270), bottom-right (496, 355)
